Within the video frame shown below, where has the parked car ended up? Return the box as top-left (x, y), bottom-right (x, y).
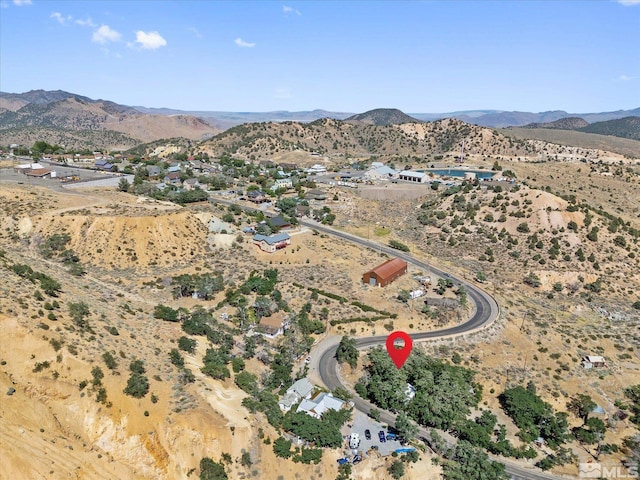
top-left (364, 429), bottom-right (371, 440)
top-left (386, 433), bottom-right (397, 441)
top-left (352, 454), bottom-right (362, 464)
top-left (378, 430), bottom-right (386, 442)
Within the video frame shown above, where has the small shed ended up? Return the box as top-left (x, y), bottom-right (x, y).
top-left (362, 258), bottom-right (407, 287)
top-left (583, 355), bottom-right (606, 369)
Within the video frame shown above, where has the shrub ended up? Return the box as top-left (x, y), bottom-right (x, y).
top-left (123, 373), bottom-right (149, 398)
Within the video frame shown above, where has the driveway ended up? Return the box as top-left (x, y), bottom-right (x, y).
top-left (342, 410), bottom-right (404, 457)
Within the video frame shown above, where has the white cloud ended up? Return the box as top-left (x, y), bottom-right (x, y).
top-left (135, 30), bottom-right (167, 49)
top-left (235, 37), bottom-right (255, 48)
top-left (75, 17), bottom-right (96, 27)
top-left (619, 74), bottom-right (631, 81)
top-left (617, 0), bottom-right (640, 4)
top-left (50, 12), bottom-right (72, 25)
top-left (13, 0), bottom-right (32, 5)
top-left (92, 25), bottom-right (122, 44)
top-left (283, 5), bottom-right (301, 15)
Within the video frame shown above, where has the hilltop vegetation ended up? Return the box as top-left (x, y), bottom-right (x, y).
top-left (0, 91), bottom-right (219, 150)
top-left (520, 116), bottom-right (640, 142)
top-left (196, 116), bottom-right (629, 164)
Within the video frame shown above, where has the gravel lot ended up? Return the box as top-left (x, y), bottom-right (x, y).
top-left (342, 410), bottom-right (404, 457)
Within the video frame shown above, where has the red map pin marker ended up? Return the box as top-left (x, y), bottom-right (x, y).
top-left (386, 331), bottom-right (413, 369)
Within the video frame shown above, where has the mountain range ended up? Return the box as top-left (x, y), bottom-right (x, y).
top-left (0, 90), bottom-right (638, 151)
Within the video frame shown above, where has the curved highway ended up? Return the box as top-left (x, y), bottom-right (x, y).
top-left (302, 220), bottom-right (568, 480)
top-left (209, 198), bottom-right (568, 479)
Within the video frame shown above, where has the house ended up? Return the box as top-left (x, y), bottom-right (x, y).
top-left (164, 172), bottom-right (182, 185)
top-left (297, 392), bottom-right (345, 419)
top-left (146, 165), bottom-right (162, 179)
top-left (257, 311), bottom-right (288, 338)
top-left (362, 258), bottom-right (408, 287)
top-left (405, 383), bottom-right (416, 402)
top-left (278, 378), bottom-right (315, 412)
top-left (583, 355), bottom-right (606, 369)
top-left (167, 165), bottom-right (182, 173)
top-left (253, 233), bottom-right (291, 253)
top-left (306, 164), bottom-right (327, 174)
top-left (25, 168), bottom-right (52, 178)
top-left (260, 159), bottom-right (276, 168)
top-left (182, 178), bottom-right (200, 191)
top-left (269, 215), bottom-right (291, 231)
top-left (278, 162), bottom-right (298, 171)
top-left (97, 162), bottom-right (115, 171)
top-left (305, 188), bottom-right (327, 201)
top-left (247, 190), bottom-right (269, 203)
top-left (271, 178), bottom-right (293, 191)
top-left (398, 170), bottom-right (427, 183)
top-left (295, 205), bottom-right (311, 218)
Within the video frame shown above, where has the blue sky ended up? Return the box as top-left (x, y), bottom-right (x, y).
top-left (1, 0), bottom-right (639, 113)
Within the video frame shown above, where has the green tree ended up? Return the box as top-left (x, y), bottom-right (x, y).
top-left (169, 348), bottom-right (185, 368)
top-left (567, 394), bottom-right (596, 424)
top-left (102, 351), bottom-right (118, 370)
top-left (573, 417), bottom-right (606, 445)
top-left (273, 437), bottom-right (293, 458)
top-left (336, 336), bottom-right (359, 369)
top-left (395, 411), bottom-right (418, 443)
top-left (389, 240), bottom-right (410, 252)
top-left (118, 177), bottom-right (130, 192)
top-left (178, 336), bottom-right (196, 353)
top-left (624, 385), bottom-right (640, 426)
top-left (388, 459), bottom-right (405, 479)
top-left (199, 457), bottom-right (228, 480)
top-left (68, 301), bottom-right (91, 330)
top-left (154, 304), bottom-right (179, 321)
top-left (123, 373), bottom-right (149, 398)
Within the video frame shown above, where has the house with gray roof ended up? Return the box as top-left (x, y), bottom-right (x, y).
top-left (252, 233), bottom-right (291, 253)
top-left (278, 378), bottom-right (315, 412)
top-left (297, 392), bottom-right (345, 419)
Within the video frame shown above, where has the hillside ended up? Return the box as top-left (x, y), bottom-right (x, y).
top-left (460, 108), bottom-right (640, 128)
top-left (522, 117), bottom-right (589, 130)
top-left (580, 116), bottom-right (640, 140)
top-left (345, 108), bottom-right (422, 126)
top-left (502, 127), bottom-right (640, 158)
top-left (0, 92), bottom-right (219, 150)
top-left (196, 116), bottom-right (632, 164)
top-left (1, 153), bottom-right (639, 479)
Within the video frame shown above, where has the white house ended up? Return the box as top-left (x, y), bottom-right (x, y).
top-left (278, 378), bottom-right (315, 412)
top-left (271, 178), bottom-right (293, 191)
top-left (297, 392), bottom-right (345, 419)
top-left (305, 164), bottom-right (327, 174)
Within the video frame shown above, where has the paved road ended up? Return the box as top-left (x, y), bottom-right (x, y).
top-left (209, 198), bottom-right (570, 479)
top-left (301, 220), bottom-right (569, 480)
